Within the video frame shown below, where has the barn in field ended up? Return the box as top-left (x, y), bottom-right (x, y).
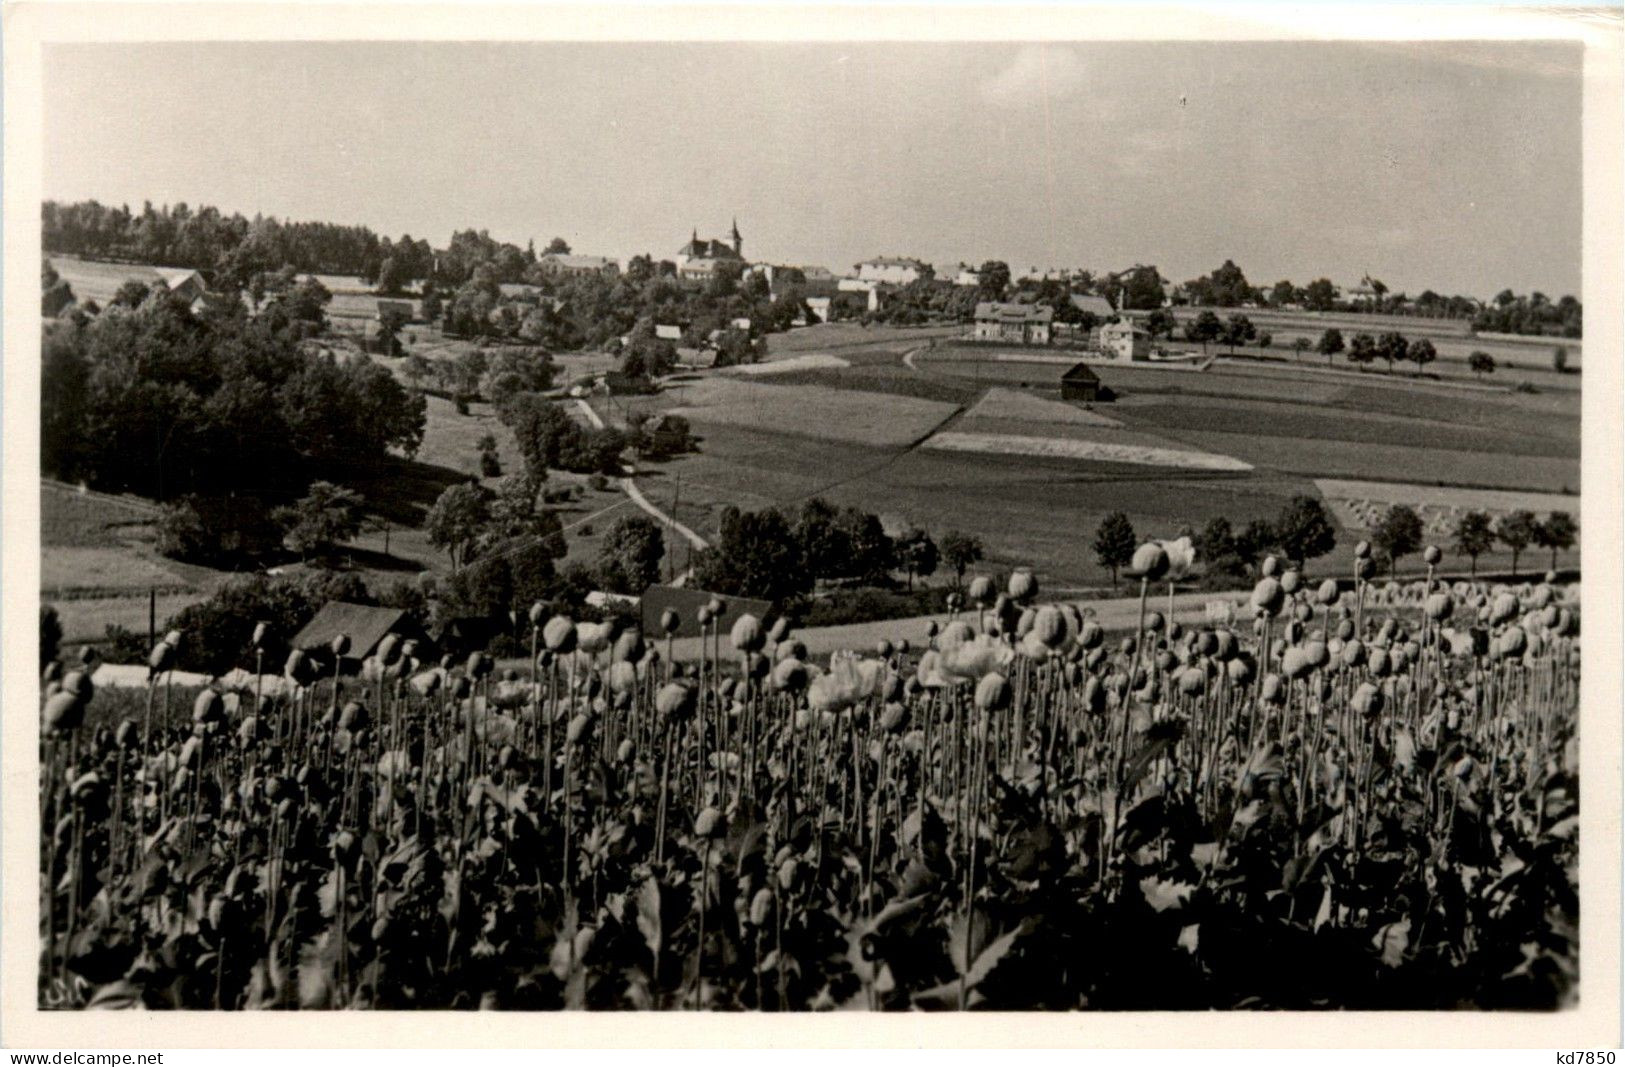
top-left (640, 585), bottom-right (773, 641)
top-left (291, 602), bottom-right (430, 673)
top-left (1060, 362), bottom-right (1103, 403)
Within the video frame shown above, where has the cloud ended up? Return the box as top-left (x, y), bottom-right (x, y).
top-left (979, 46), bottom-right (1087, 107)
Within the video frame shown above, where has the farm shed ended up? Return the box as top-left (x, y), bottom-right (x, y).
top-left (1060, 362), bottom-right (1102, 402)
top-left (155, 268), bottom-right (208, 303)
top-left (640, 585), bottom-right (773, 641)
top-left (291, 602), bottom-right (429, 673)
top-left (655, 324), bottom-right (684, 341)
top-left (973, 302), bottom-right (1054, 345)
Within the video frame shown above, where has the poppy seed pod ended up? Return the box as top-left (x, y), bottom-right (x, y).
top-left (730, 614), bottom-right (764, 654)
top-left (1156, 650), bottom-right (1178, 673)
top-left (696, 605), bottom-right (714, 628)
top-left (1130, 542), bottom-right (1169, 582)
top-left (707, 597), bottom-right (727, 619)
top-left (1213, 630), bottom-right (1238, 661)
top-left (115, 719), bottom-right (138, 749)
top-left (966, 575), bottom-right (994, 606)
top-left (749, 886), bottom-right (775, 927)
top-left (150, 640), bottom-right (175, 674)
top-left (1250, 578), bottom-right (1284, 616)
top-left (283, 649), bottom-right (312, 686)
top-left (695, 806), bottom-right (725, 839)
top-left (1425, 593), bottom-right (1454, 622)
top-left (1078, 621), bottom-right (1104, 650)
top-left (1177, 666), bottom-right (1206, 696)
top-left (1423, 545), bottom-right (1442, 566)
top-left (1227, 657), bottom-right (1254, 685)
top-left (656, 682), bottom-right (696, 722)
top-left (1260, 673), bottom-right (1285, 705)
top-left (880, 702), bottom-right (908, 734)
top-left (42, 660), bottom-right (63, 687)
top-left (1119, 636), bottom-right (1137, 657)
top-left (1008, 569), bottom-right (1038, 602)
top-left (1143, 611), bottom-right (1165, 635)
top-left (1260, 555), bottom-right (1280, 578)
top-left (192, 689), bottom-right (224, 724)
top-left (974, 672), bottom-right (1011, 712)
top-left (1367, 649), bottom-right (1391, 678)
top-left (1355, 558), bottom-right (1375, 581)
top-left (614, 630), bottom-right (646, 664)
top-left (1304, 640), bottom-right (1329, 670)
top-left (329, 633), bottom-right (352, 658)
top-left (452, 676), bottom-right (473, 700)
top-left (331, 830), bottom-right (360, 867)
top-left (1292, 602), bottom-right (1314, 625)
top-left (1280, 569), bottom-right (1301, 595)
top-left (466, 651), bottom-right (491, 678)
top-left (1281, 647), bottom-right (1312, 680)
top-left (566, 712), bottom-right (594, 746)
top-left (339, 701), bottom-right (368, 732)
top-left (71, 771), bottom-right (106, 804)
top-left (543, 616), bottom-right (577, 653)
top-left (1499, 627), bottom-right (1528, 660)
top-left (62, 669), bottom-right (95, 704)
top-left (252, 621), bottom-right (270, 649)
top-left (1283, 620), bottom-right (1305, 645)
top-left (43, 691), bottom-right (84, 732)
top-left (1315, 579), bottom-right (1340, 607)
top-left (1351, 681), bottom-right (1384, 718)
top-left (1196, 631), bottom-right (1218, 657)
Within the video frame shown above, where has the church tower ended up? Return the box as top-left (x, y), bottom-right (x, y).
top-left (730, 217), bottom-right (743, 258)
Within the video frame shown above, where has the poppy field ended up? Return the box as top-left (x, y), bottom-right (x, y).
top-left (38, 542), bottom-right (1580, 1011)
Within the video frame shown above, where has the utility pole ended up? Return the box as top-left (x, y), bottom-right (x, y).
top-left (148, 587), bottom-right (156, 649)
top-left (669, 475), bottom-right (681, 584)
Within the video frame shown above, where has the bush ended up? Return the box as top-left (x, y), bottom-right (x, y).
top-left (157, 494), bottom-right (285, 567)
top-left (480, 451), bottom-right (502, 478)
top-left (102, 623), bottom-right (150, 665)
top-left (454, 394), bottom-right (471, 415)
top-left (588, 474), bottom-right (610, 492)
top-left (793, 585), bottom-right (956, 629)
top-left (41, 605), bottom-right (63, 669)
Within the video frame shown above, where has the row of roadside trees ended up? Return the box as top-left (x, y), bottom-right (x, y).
top-left (1092, 500), bottom-right (1576, 588)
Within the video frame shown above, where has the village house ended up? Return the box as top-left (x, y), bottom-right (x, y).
top-left (854, 257), bottom-right (929, 286)
top-left (1100, 318), bottom-right (1151, 361)
top-left (535, 253), bottom-right (619, 279)
top-left (972, 301), bottom-right (1053, 345)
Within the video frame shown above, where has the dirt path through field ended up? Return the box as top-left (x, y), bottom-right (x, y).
top-left (574, 397), bottom-right (710, 552)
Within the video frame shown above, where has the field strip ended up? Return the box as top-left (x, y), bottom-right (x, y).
top-left (922, 431), bottom-right (1253, 470)
top-left (724, 353), bottom-right (850, 375)
top-left (572, 398), bottom-right (710, 549)
top-left (1315, 478), bottom-right (1578, 514)
top-left (964, 386), bottom-right (1123, 427)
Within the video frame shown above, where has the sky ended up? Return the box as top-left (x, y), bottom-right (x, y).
top-left (44, 40), bottom-right (1582, 299)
